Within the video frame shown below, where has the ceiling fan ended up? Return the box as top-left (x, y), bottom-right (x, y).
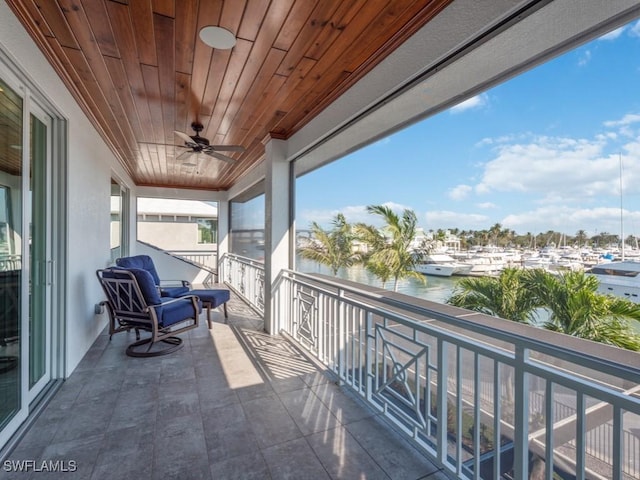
top-left (173, 122), bottom-right (244, 166)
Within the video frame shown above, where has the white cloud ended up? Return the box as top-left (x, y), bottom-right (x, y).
top-left (475, 133), bottom-right (531, 148)
top-left (297, 209), bottom-right (344, 228)
top-left (604, 113), bottom-right (640, 127)
top-left (502, 206), bottom-right (640, 236)
top-left (425, 211), bottom-right (489, 230)
top-left (373, 137), bottom-right (391, 147)
top-left (473, 134), bottom-right (640, 203)
top-left (450, 93), bottom-right (488, 113)
top-left (630, 20), bottom-right (640, 37)
top-left (298, 202), bottom-right (415, 229)
top-left (476, 202), bottom-right (497, 209)
top-left (448, 184), bottom-right (472, 200)
top-left (599, 27), bottom-right (625, 41)
top-left (578, 49), bottom-right (591, 66)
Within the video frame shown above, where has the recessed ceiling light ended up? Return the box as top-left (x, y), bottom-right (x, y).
top-left (199, 26), bottom-right (236, 50)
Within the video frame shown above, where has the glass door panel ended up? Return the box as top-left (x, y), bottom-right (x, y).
top-left (29, 113), bottom-right (49, 390)
top-left (110, 179), bottom-right (122, 262)
top-left (0, 78), bottom-right (23, 430)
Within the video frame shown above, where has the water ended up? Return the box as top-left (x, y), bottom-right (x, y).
top-left (297, 258), bottom-right (459, 304)
top-left (297, 259), bottom-right (550, 325)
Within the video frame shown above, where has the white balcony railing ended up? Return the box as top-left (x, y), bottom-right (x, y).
top-left (224, 255), bottom-right (640, 480)
top-left (164, 249), bottom-right (217, 271)
top-left (219, 253), bottom-right (264, 314)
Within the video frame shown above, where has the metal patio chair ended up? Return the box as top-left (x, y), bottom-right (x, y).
top-left (96, 267), bottom-right (200, 357)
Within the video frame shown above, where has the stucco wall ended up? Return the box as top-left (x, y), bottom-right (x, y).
top-left (138, 222), bottom-right (208, 251)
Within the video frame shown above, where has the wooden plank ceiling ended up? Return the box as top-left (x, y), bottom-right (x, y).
top-left (6, 0), bottom-right (452, 191)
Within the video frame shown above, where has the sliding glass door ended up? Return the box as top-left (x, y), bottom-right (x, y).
top-left (0, 76), bottom-right (54, 437)
top-left (0, 77), bottom-right (22, 433)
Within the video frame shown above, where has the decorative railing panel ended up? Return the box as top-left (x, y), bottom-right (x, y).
top-left (274, 270), bottom-right (640, 480)
top-left (218, 254), bottom-right (640, 479)
top-left (219, 253), bottom-right (265, 315)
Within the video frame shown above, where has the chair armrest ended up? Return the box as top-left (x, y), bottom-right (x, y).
top-left (159, 280), bottom-right (191, 288)
top-left (147, 295), bottom-right (199, 309)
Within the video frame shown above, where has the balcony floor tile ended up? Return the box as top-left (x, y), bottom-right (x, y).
top-left (3, 292), bottom-right (444, 479)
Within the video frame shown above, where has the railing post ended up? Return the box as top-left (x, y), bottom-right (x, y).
top-left (544, 380), bottom-right (554, 480)
top-left (494, 362), bottom-right (502, 480)
top-left (513, 346), bottom-right (530, 480)
top-left (365, 311), bottom-right (374, 404)
top-left (437, 338), bottom-right (448, 467)
top-left (612, 406), bottom-right (622, 480)
top-left (338, 288), bottom-right (346, 382)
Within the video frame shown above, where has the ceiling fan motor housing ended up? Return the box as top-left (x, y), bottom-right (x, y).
top-left (190, 122), bottom-right (210, 146)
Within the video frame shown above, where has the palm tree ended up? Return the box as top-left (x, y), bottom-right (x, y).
top-left (575, 229), bottom-right (587, 248)
top-left (447, 268), bottom-right (539, 324)
top-left (489, 223), bottom-right (502, 246)
top-left (448, 268), bottom-right (640, 351)
top-left (447, 268), bottom-right (540, 405)
top-left (298, 213), bottom-right (359, 276)
top-left (355, 205), bottom-right (425, 291)
top-left (523, 269), bottom-right (640, 350)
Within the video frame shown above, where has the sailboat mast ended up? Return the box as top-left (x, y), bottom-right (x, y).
top-left (620, 152), bottom-right (624, 261)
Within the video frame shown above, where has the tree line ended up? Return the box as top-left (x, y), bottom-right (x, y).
top-left (444, 224), bottom-right (631, 250)
top-left (298, 206), bottom-right (640, 351)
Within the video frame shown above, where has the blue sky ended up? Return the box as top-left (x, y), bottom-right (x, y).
top-left (296, 19), bottom-right (640, 239)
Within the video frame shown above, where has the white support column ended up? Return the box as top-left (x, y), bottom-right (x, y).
top-left (217, 198), bottom-right (230, 261)
top-left (263, 136), bottom-right (290, 334)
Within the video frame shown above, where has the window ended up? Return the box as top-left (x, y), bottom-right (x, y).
top-left (230, 192), bottom-right (265, 261)
top-left (197, 219), bottom-right (217, 244)
top-left (0, 186), bottom-right (12, 257)
top-left (110, 178), bottom-right (129, 262)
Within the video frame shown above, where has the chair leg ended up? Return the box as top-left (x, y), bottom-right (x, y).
top-left (206, 302), bottom-right (212, 330)
top-left (223, 302), bottom-right (228, 323)
top-left (126, 336), bottom-right (183, 357)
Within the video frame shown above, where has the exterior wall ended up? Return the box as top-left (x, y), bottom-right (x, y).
top-left (0, 2), bottom-right (135, 376)
top-left (138, 222), bottom-right (213, 251)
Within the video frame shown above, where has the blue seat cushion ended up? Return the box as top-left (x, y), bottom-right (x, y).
top-left (158, 296), bottom-right (202, 327)
top-left (188, 289), bottom-right (230, 308)
top-left (160, 285), bottom-right (190, 298)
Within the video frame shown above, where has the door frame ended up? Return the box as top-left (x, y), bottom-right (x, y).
top-left (0, 49), bottom-right (67, 449)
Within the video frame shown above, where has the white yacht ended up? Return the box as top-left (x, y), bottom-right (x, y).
top-left (453, 250), bottom-right (507, 275)
top-left (587, 260), bottom-right (640, 303)
top-left (414, 254), bottom-right (473, 277)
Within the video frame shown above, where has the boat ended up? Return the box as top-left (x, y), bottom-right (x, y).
top-left (413, 254), bottom-right (473, 277)
top-left (587, 260), bottom-right (640, 303)
top-left (452, 249), bottom-right (509, 275)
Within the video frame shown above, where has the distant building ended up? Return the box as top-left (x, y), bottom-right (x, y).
top-left (111, 197), bottom-right (218, 253)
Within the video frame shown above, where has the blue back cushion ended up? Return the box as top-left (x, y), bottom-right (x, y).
top-left (116, 255), bottom-right (161, 285)
top-left (127, 268), bottom-right (162, 305)
top-left (100, 268), bottom-right (161, 310)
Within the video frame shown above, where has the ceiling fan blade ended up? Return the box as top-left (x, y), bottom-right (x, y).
top-left (176, 149), bottom-right (196, 163)
top-left (174, 130), bottom-right (196, 146)
top-left (204, 150), bottom-right (236, 163)
top-left (210, 145), bottom-right (245, 152)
